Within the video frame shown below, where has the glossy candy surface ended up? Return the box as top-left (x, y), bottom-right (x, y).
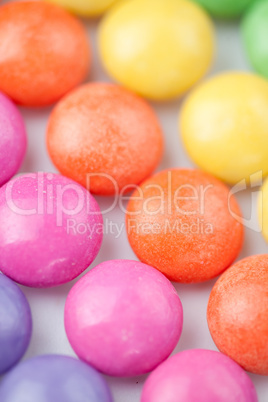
top-left (47, 83), bottom-right (163, 195)
top-left (99, 0), bottom-right (214, 100)
top-left (0, 1), bottom-right (90, 106)
top-left (141, 349), bottom-right (258, 402)
top-left (180, 72), bottom-right (268, 184)
top-left (47, 0), bottom-right (119, 16)
top-left (207, 254), bottom-right (268, 375)
top-left (0, 355), bottom-right (113, 402)
top-left (0, 92), bottom-right (27, 187)
top-left (193, 0), bottom-right (253, 18)
top-left (126, 169), bottom-right (244, 283)
top-left (259, 178), bottom-right (268, 242)
top-left (0, 173), bottom-right (103, 287)
top-left (242, 0), bottom-right (268, 79)
top-left (65, 259), bottom-right (183, 376)
top-left (0, 274), bottom-right (32, 374)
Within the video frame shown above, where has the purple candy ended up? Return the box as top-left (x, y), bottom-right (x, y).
top-left (0, 92), bottom-right (27, 187)
top-left (141, 349), bottom-right (258, 402)
top-left (0, 274), bottom-right (32, 374)
top-left (0, 355), bottom-right (113, 402)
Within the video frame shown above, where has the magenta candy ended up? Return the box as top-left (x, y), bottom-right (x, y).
top-left (0, 173), bottom-right (103, 287)
top-left (141, 349), bottom-right (258, 402)
top-left (64, 259), bottom-right (183, 377)
top-left (0, 92), bottom-right (27, 187)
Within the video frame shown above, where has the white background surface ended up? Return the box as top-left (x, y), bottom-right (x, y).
top-left (2, 1), bottom-right (268, 400)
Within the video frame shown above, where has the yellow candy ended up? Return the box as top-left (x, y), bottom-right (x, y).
top-left (99, 0), bottom-right (214, 100)
top-left (180, 72), bottom-right (268, 184)
top-left (47, 0), bottom-right (118, 17)
top-left (259, 178), bottom-right (268, 242)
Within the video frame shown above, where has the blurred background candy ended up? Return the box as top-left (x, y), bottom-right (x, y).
top-left (141, 349), bottom-right (258, 402)
top-left (0, 173), bottom-right (103, 287)
top-left (207, 254), bottom-right (268, 375)
top-left (193, 0), bottom-right (254, 18)
top-left (126, 169), bottom-right (244, 283)
top-left (0, 355), bottom-right (113, 402)
top-left (47, 83), bottom-right (164, 195)
top-left (0, 1), bottom-right (90, 106)
top-left (65, 260), bottom-right (183, 376)
top-left (0, 274), bottom-right (32, 374)
top-left (242, 0), bottom-right (268, 79)
top-left (180, 72), bottom-right (268, 184)
top-left (0, 92), bottom-right (27, 187)
top-left (99, 0), bottom-right (214, 100)
top-left (47, 0), bottom-right (120, 17)
top-left (259, 178), bottom-right (268, 242)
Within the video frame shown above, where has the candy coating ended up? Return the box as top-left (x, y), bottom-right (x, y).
top-left (141, 349), bottom-right (258, 402)
top-left (99, 0), bottom-right (214, 100)
top-left (0, 1), bottom-right (90, 106)
top-left (0, 173), bottom-right (103, 287)
top-left (47, 0), bottom-right (119, 16)
top-left (259, 178), bottom-right (268, 242)
top-left (0, 274), bottom-right (32, 374)
top-left (0, 92), bottom-right (27, 187)
top-left (193, 0), bottom-right (253, 18)
top-left (207, 254), bottom-right (268, 375)
top-left (64, 259), bottom-right (183, 376)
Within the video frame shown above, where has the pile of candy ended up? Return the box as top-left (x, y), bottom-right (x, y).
top-left (0, 0), bottom-right (267, 401)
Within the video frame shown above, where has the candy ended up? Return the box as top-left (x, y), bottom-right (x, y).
top-left (47, 0), bottom-right (119, 16)
top-left (242, 0), bottom-right (268, 79)
top-left (47, 83), bottom-right (163, 195)
top-left (64, 259), bottom-right (183, 376)
top-left (0, 355), bottom-right (113, 402)
top-left (0, 92), bottom-right (27, 187)
top-left (0, 274), bottom-right (32, 374)
top-left (259, 178), bottom-right (268, 242)
top-left (207, 254), bottom-right (268, 375)
top-left (126, 169), bottom-right (244, 283)
top-left (0, 173), bottom-right (103, 287)
top-left (180, 72), bottom-right (268, 184)
top-left (141, 349), bottom-right (258, 402)
top-left (0, 1), bottom-right (90, 107)
top-left (99, 0), bottom-right (214, 100)
top-left (193, 0), bottom-right (253, 18)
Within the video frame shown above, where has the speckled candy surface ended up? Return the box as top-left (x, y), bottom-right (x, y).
top-left (207, 254), bottom-right (268, 375)
top-left (64, 259), bottom-right (183, 377)
top-left (126, 169), bottom-right (244, 283)
top-left (0, 1), bottom-right (90, 106)
top-left (0, 355), bottom-right (113, 402)
top-left (47, 83), bottom-right (164, 195)
top-left (0, 173), bottom-right (103, 287)
top-left (0, 274), bottom-right (32, 374)
top-left (141, 349), bottom-right (258, 402)
top-left (0, 92), bottom-right (27, 187)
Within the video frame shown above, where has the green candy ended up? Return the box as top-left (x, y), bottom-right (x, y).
top-left (242, 0), bottom-right (268, 78)
top-left (193, 0), bottom-right (254, 18)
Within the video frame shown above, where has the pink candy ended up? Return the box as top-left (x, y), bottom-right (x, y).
top-left (0, 92), bottom-right (27, 187)
top-left (64, 259), bottom-right (183, 377)
top-left (141, 349), bottom-right (258, 402)
top-left (0, 173), bottom-right (103, 287)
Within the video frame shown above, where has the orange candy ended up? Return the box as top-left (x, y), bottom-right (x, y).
top-left (207, 254), bottom-right (268, 375)
top-left (0, 1), bottom-right (90, 106)
top-left (126, 169), bottom-right (244, 283)
top-left (47, 83), bottom-right (164, 195)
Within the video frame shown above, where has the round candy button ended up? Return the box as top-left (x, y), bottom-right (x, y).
top-left (99, 0), bottom-right (214, 100)
top-left (126, 169), bottom-right (244, 283)
top-left (0, 92), bottom-right (27, 187)
top-left (0, 274), bottom-right (32, 374)
top-left (0, 355), bottom-right (113, 402)
top-left (47, 0), bottom-right (119, 16)
top-left (0, 173), bottom-right (103, 287)
top-left (207, 254), bottom-right (268, 375)
top-left (65, 260), bottom-right (183, 377)
top-left (141, 349), bottom-right (258, 402)
top-left (193, 0), bottom-right (253, 18)
top-left (180, 72), bottom-right (268, 184)
top-left (47, 83), bottom-right (163, 195)
top-left (0, 1), bottom-right (90, 106)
